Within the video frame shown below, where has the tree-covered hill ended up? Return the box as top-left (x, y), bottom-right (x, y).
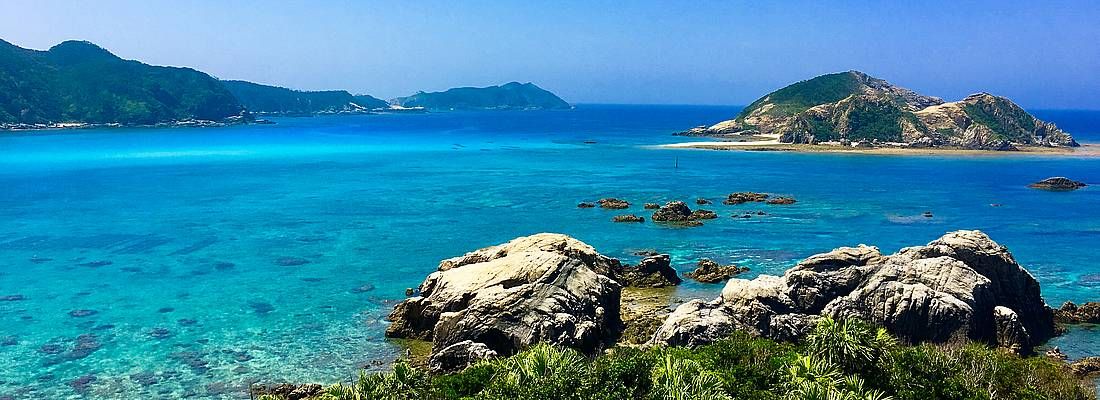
top-left (221, 80), bottom-right (388, 114)
top-left (0, 39), bottom-right (245, 126)
top-left (391, 82), bottom-right (570, 110)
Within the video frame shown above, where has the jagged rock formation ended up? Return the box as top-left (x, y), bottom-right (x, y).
top-left (1055, 301), bottom-right (1100, 324)
top-left (681, 71), bottom-right (1077, 150)
top-left (386, 233), bottom-right (623, 372)
top-left (685, 259), bottom-right (748, 283)
top-left (613, 254), bottom-right (681, 288)
top-left (651, 231), bottom-right (1056, 353)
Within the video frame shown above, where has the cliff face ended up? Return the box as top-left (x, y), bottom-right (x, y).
top-left (695, 71), bottom-right (1077, 150)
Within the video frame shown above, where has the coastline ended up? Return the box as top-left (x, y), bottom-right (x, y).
top-left (653, 140), bottom-right (1100, 157)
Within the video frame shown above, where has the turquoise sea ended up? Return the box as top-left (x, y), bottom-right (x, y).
top-left (1, 105), bottom-right (1098, 399)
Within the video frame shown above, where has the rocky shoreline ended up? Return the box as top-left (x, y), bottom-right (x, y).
top-left (384, 230), bottom-right (1093, 371)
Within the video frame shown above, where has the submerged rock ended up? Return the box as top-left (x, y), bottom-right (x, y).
top-left (695, 198), bottom-right (712, 205)
top-left (577, 202), bottom-right (596, 208)
top-left (597, 198), bottom-right (630, 209)
top-left (0, 294), bottom-right (25, 301)
top-left (68, 309), bottom-right (98, 318)
top-left (1028, 177), bottom-right (1087, 191)
top-left (651, 230), bottom-right (1056, 353)
top-left (274, 257), bottom-right (311, 267)
top-left (386, 233), bottom-right (623, 373)
top-left (612, 214), bottom-right (645, 223)
top-left (614, 254), bottom-right (681, 288)
top-left (685, 259), bottom-right (748, 283)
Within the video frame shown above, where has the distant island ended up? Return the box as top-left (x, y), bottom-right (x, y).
top-left (222, 80), bottom-right (388, 115)
top-left (391, 82), bottom-right (571, 111)
top-left (674, 71), bottom-right (1079, 152)
top-left (0, 39), bottom-right (571, 130)
top-left (0, 39), bottom-right (247, 129)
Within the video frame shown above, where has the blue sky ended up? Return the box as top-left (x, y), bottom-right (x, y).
top-left (2, 1), bottom-right (1099, 108)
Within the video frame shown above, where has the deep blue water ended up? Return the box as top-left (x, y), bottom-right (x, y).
top-left (1, 104), bottom-right (1098, 399)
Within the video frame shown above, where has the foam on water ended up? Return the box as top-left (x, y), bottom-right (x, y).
top-left (1, 105), bottom-right (1098, 398)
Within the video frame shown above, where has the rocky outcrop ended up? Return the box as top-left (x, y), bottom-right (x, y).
top-left (1028, 177), bottom-right (1087, 191)
top-left (685, 259), bottom-right (748, 283)
top-left (613, 254), bottom-right (681, 288)
top-left (680, 71), bottom-right (1077, 150)
top-left (650, 201), bottom-right (712, 226)
top-left (386, 233), bottom-right (623, 372)
top-left (1055, 301), bottom-right (1100, 324)
top-left (612, 214), bottom-right (645, 223)
top-left (651, 201), bottom-right (693, 222)
top-left (765, 196), bottom-right (797, 205)
top-left (598, 198), bottom-right (630, 209)
top-left (1070, 357), bottom-right (1100, 377)
top-left (724, 192), bottom-right (769, 205)
top-left (651, 231), bottom-right (1056, 353)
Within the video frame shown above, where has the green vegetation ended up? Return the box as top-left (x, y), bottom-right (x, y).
top-left (391, 82), bottom-right (570, 111)
top-left (737, 71), bottom-right (865, 121)
top-left (0, 39), bottom-right (243, 125)
top-left (258, 318), bottom-right (1094, 400)
top-left (221, 80), bottom-right (388, 114)
top-left (962, 98), bottom-right (1038, 143)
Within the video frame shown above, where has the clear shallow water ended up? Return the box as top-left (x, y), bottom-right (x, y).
top-left (0, 105), bottom-right (1098, 399)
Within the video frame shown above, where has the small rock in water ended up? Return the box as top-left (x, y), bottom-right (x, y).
top-left (611, 214), bottom-right (645, 223)
top-left (404, 287), bottom-right (416, 297)
top-left (723, 192), bottom-right (769, 205)
top-left (597, 198), bottom-right (630, 209)
top-left (68, 309), bottom-right (98, 318)
top-left (78, 260), bottom-right (113, 267)
top-left (765, 196), bottom-right (797, 205)
top-left (632, 249), bottom-right (660, 257)
top-left (1028, 177), bottom-right (1087, 191)
top-left (690, 209), bottom-right (718, 220)
top-left (0, 294), bottom-right (25, 301)
top-left (922, 211), bottom-right (934, 218)
top-left (149, 327), bottom-right (172, 339)
top-left (274, 257), bottom-right (310, 267)
top-left (213, 261), bottom-right (235, 271)
top-left (576, 202), bottom-right (596, 208)
top-left (157, 307), bottom-right (175, 313)
top-left (1, 335), bottom-right (17, 346)
top-left (695, 198), bottom-right (712, 205)
top-left (350, 284), bottom-right (376, 293)
top-left (29, 255), bottom-right (53, 264)
top-left (643, 203), bottom-right (660, 209)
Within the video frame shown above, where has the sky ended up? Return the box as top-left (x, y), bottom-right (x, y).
top-left (2, 1), bottom-right (1099, 108)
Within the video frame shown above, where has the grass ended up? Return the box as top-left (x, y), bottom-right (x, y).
top-left (260, 318), bottom-right (1095, 400)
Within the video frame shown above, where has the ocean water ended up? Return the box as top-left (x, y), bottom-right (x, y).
top-left (1, 105), bottom-right (1098, 399)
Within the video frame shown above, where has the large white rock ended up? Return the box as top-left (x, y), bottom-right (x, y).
top-left (386, 233), bottom-right (623, 372)
top-left (652, 230), bottom-right (1055, 352)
